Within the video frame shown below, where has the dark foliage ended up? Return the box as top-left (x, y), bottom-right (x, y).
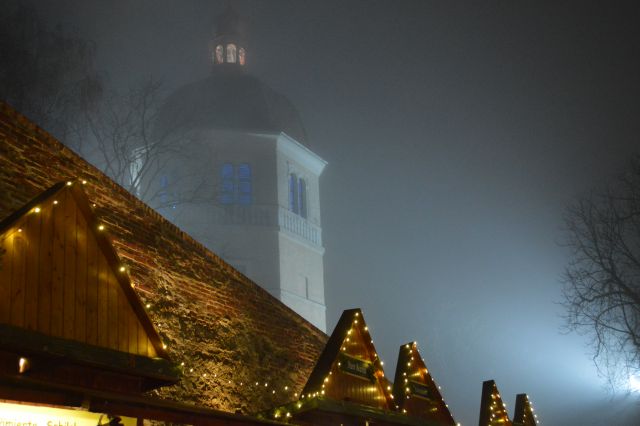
top-left (0, 1), bottom-right (101, 142)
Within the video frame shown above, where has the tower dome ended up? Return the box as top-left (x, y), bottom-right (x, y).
top-left (159, 73), bottom-right (308, 144)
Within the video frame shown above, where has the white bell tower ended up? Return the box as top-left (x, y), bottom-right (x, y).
top-left (147, 5), bottom-right (328, 331)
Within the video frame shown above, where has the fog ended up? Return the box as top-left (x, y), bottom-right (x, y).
top-left (31, 1), bottom-right (640, 424)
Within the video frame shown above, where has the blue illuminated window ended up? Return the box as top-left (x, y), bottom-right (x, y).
top-left (159, 175), bottom-right (169, 204)
top-left (288, 173), bottom-right (307, 218)
top-left (237, 163), bottom-right (252, 205)
top-left (289, 174), bottom-right (298, 213)
top-left (219, 163), bottom-right (252, 205)
top-left (298, 178), bottom-right (307, 219)
top-left (220, 163), bottom-right (235, 204)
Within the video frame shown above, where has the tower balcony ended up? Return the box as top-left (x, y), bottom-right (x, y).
top-left (278, 206), bottom-right (322, 248)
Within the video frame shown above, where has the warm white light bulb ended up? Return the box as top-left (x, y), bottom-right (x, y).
top-left (18, 357), bottom-right (29, 373)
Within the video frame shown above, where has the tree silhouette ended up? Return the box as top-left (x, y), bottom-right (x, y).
top-left (563, 155), bottom-right (640, 389)
top-left (0, 1), bottom-right (101, 144)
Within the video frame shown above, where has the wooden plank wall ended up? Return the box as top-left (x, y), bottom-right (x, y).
top-left (0, 190), bottom-right (156, 358)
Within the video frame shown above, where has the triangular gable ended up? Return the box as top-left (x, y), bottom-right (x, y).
top-left (392, 341), bottom-right (456, 424)
top-left (0, 181), bottom-right (168, 360)
top-left (513, 394), bottom-right (538, 426)
top-left (478, 380), bottom-right (512, 426)
top-left (301, 308), bottom-right (394, 410)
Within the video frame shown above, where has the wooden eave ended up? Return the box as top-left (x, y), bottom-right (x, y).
top-left (0, 373), bottom-right (286, 426)
top-left (301, 309), bottom-right (354, 395)
top-left (0, 181), bottom-right (170, 360)
top-left (0, 323), bottom-right (179, 383)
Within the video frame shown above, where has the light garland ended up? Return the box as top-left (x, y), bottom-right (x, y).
top-left (5, 186), bottom-right (540, 426)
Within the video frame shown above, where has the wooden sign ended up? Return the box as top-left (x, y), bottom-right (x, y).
top-left (392, 342), bottom-right (456, 424)
top-left (478, 380), bottom-right (512, 426)
top-left (407, 380), bottom-right (432, 400)
top-left (337, 352), bottom-right (374, 381)
top-left (0, 401), bottom-right (136, 426)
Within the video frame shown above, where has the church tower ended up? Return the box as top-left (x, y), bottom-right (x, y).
top-left (148, 6), bottom-right (328, 331)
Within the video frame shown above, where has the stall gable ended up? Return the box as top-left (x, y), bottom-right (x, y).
top-left (302, 308), bottom-right (394, 410)
top-left (0, 182), bottom-right (165, 359)
top-left (478, 380), bottom-right (513, 426)
top-left (392, 342), bottom-right (456, 424)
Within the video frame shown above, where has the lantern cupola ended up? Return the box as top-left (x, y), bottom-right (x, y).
top-left (210, 5), bottom-right (247, 68)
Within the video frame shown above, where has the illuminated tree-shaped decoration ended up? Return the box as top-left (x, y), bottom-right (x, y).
top-left (392, 341), bottom-right (457, 424)
top-left (478, 380), bottom-right (512, 426)
top-left (300, 308), bottom-right (394, 409)
top-left (513, 394), bottom-right (538, 426)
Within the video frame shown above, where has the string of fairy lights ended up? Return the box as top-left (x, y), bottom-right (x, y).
top-left (488, 387), bottom-right (510, 425)
top-left (270, 311), bottom-right (466, 426)
top-left (398, 341), bottom-right (457, 424)
top-left (485, 385), bottom-right (540, 426)
top-left (3, 179), bottom-right (309, 400)
top-left (3, 180), bottom-right (539, 426)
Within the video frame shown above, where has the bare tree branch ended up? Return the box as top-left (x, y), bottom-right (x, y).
top-left (562, 154), bottom-right (640, 390)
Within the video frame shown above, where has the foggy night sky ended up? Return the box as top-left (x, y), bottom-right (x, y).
top-left (31, 1), bottom-right (640, 425)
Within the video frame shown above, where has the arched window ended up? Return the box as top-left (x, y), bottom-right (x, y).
top-left (226, 44), bottom-right (237, 63)
top-left (298, 178), bottom-right (307, 218)
top-left (288, 173), bottom-right (298, 214)
top-left (288, 174), bottom-right (307, 218)
top-left (215, 45), bottom-right (224, 64)
top-left (238, 47), bottom-right (246, 66)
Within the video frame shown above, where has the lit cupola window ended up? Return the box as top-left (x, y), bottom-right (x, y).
top-left (215, 45), bottom-right (224, 64)
top-left (226, 44), bottom-right (237, 63)
top-left (238, 47), bottom-right (246, 66)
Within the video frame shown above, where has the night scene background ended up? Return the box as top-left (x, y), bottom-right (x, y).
top-left (5, 1), bottom-right (640, 425)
